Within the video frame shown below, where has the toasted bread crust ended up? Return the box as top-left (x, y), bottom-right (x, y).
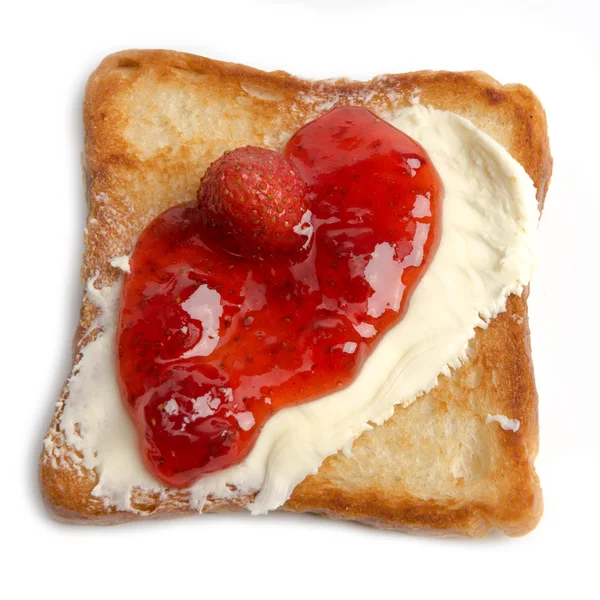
top-left (40, 50), bottom-right (551, 535)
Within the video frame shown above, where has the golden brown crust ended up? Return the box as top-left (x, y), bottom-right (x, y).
top-left (286, 294), bottom-right (542, 537)
top-left (40, 50), bottom-right (551, 535)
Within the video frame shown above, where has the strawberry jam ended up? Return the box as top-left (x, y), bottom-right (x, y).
top-left (117, 107), bottom-right (442, 487)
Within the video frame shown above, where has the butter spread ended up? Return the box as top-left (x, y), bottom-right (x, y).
top-left (109, 254), bottom-right (131, 273)
top-left (486, 414), bottom-right (521, 432)
top-left (55, 105), bottom-right (539, 514)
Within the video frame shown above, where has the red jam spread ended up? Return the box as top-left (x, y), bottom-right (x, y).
top-left (117, 107), bottom-right (442, 487)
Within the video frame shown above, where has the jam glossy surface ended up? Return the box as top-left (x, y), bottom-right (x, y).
top-left (117, 107), bottom-right (442, 487)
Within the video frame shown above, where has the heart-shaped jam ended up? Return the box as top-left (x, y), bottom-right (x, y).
top-left (117, 107), bottom-right (442, 487)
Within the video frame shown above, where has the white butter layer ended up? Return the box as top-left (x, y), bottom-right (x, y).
top-left (57, 105), bottom-right (539, 514)
top-left (486, 414), bottom-right (521, 432)
top-left (109, 254), bottom-right (131, 273)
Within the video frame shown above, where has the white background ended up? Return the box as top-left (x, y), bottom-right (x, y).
top-left (2, 0), bottom-right (599, 598)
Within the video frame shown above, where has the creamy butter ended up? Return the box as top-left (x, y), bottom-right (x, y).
top-left (486, 414), bottom-right (521, 432)
top-left (109, 254), bottom-right (131, 273)
top-left (54, 105), bottom-right (539, 515)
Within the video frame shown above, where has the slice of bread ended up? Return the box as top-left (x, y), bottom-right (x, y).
top-left (39, 50), bottom-right (552, 536)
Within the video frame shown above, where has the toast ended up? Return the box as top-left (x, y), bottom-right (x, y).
top-left (39, 50), bottom-right (552, 536)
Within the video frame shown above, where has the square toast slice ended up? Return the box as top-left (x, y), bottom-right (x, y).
top-left (40, 50), bottom-right (552, 536)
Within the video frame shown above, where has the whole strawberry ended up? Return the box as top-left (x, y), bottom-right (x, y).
top-left (197, 146), bottom-right (311, 260)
